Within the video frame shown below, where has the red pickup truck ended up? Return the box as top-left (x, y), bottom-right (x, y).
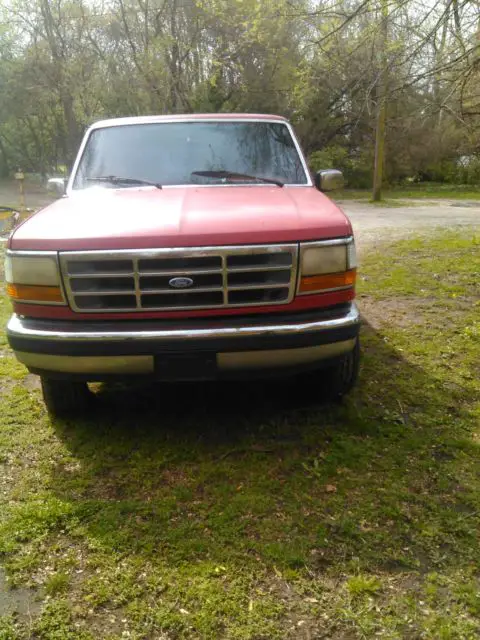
top-left (5, 114), bottom-right (360, 417)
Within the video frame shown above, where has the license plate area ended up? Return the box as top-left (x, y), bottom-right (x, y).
top-left (154, 352), bottom-right (218, 380)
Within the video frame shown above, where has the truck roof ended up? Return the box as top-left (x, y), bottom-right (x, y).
top-left (90, 113), bottom-right (288, 130)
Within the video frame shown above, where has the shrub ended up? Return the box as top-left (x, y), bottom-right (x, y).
top-left (308, 145), bottom-right (373, 188)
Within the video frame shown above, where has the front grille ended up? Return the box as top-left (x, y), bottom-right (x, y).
top-left (59, 245), bottom-right (298, 312)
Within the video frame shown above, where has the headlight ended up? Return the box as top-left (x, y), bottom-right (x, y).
top-left (5, 252), bottom-right (65, 304)
top-left (298, 238), bottom-right (356, 295)
top-left (301, 244), bottom-right (348, 276)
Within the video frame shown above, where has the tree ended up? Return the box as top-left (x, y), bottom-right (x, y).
top-left (0, 0), bottom-right (478, 185)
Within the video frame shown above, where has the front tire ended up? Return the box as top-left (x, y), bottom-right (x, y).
top-left (41, 378), bottom-right (92, 418)
top-left (325, 338), bottom-right (360, 399)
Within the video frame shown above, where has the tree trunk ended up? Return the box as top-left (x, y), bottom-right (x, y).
top-left (0, 136), bottom-right (10, 177)
top-left (452, 0), bottom-right (464, 50)
top-left (434, 2), bottom-right (450, 125)
top-left (169, 0), bottom-right (179, 112)
top-left (40, 0), bottom-right (79, 168)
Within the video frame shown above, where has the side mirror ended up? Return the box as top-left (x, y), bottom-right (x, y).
top-left (47, 177), bottom-right (67, 196)
top-left (315, 169), bottom-right (344, 192)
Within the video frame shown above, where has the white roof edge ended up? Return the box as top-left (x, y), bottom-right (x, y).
top-left (89, 114), bottom-right (289, 130)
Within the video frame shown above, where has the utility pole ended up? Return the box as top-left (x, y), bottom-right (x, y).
top-left (372, 0), bottom-right (389, 202)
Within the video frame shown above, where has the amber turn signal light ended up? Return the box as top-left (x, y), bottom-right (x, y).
top-left (6, 283), bottom-right (64, 304)
top-left (299, 269), bottom-right (356, 294)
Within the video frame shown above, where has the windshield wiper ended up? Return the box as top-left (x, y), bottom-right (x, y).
top-left (191, 170), bottom-right (284, 187)
top-left (87, 175), bottom-right (162, 189)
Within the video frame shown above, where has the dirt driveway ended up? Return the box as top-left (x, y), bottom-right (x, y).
top-left (338, 199), bottom-right (479, 250)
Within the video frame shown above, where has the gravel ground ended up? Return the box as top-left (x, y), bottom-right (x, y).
top-left (337, 199), bottom-right (479, 250)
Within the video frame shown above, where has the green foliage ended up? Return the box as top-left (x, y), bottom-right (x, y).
top-left (309, 146), bottom-right (373, 188)
top-left (451, 156), bottom-right (480, 185)
top-left (0, 617), bottom-right (18, 640)
top-left (309, 146), bottom-right (349, 172)
top-left (346, 575), bottom-right (382, 598)
top-left (419, 159), bottom-right (460, 183)
top-left (33, 601), bottom-right (93, 640)
top-left (0, 0), bottom-right (478, 186)
top-left (45, 573), bottom-right (70, 596)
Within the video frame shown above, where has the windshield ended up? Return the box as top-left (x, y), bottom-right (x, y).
top-left (72, 121), bottom-right (308, 189)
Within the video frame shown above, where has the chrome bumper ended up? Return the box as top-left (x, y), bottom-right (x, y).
top-left (7, 304), bottom-right (360, 378)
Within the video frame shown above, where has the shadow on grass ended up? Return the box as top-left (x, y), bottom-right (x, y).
top-left (48, 320), bottom-right (479, 577)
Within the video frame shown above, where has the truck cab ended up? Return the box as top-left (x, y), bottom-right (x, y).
top-left (5, 114), bottom-right (360, 417)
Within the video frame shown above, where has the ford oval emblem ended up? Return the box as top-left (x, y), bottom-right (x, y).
top-left (169, 276), bottom-right (194, 289)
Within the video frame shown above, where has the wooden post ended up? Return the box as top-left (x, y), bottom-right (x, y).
top-left (15, 168), bottom-right (25, 211)
top-left (372, 87), bottom-right (387, 202)
top-left (372, 0), bottom-right (388, 202)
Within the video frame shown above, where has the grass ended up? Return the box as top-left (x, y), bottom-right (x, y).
top-left (335, 183), bottom-right (480, 201)
top-left (0, 230), bottom-right (479, 638)
top-left (44, 572), bottom-right (70, 597)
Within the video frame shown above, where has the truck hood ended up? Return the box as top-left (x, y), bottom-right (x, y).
top-left (10, 186), bottom-right (352, 251)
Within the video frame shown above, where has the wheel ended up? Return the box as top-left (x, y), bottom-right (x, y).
top-left (325, 338), bottom-right (360, 399)
top-left (295, 338), bottom-right (360, 403)
top-left (41, 378), bottom-right (92, 418)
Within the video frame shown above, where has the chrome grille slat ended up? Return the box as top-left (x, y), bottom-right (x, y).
top-left (134, 287), bottom-right (225, 295)
top-left (138, 268), bottom-right (223, 276)
top-left (139, 288), bottom-right (225, 294)
top-left (227, 283), bottom-right (289, 291)
top-left (59, 244), bottom-right (298, 312)
top-left (227, 265), bottom-right (291, 273)
top-left (74, 290), bottom-right (136, 296)
top-left (69, 272), bottom-right (136, 278)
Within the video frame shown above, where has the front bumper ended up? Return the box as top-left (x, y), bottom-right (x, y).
top-left (7, 303), bottom-right (360, 380)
